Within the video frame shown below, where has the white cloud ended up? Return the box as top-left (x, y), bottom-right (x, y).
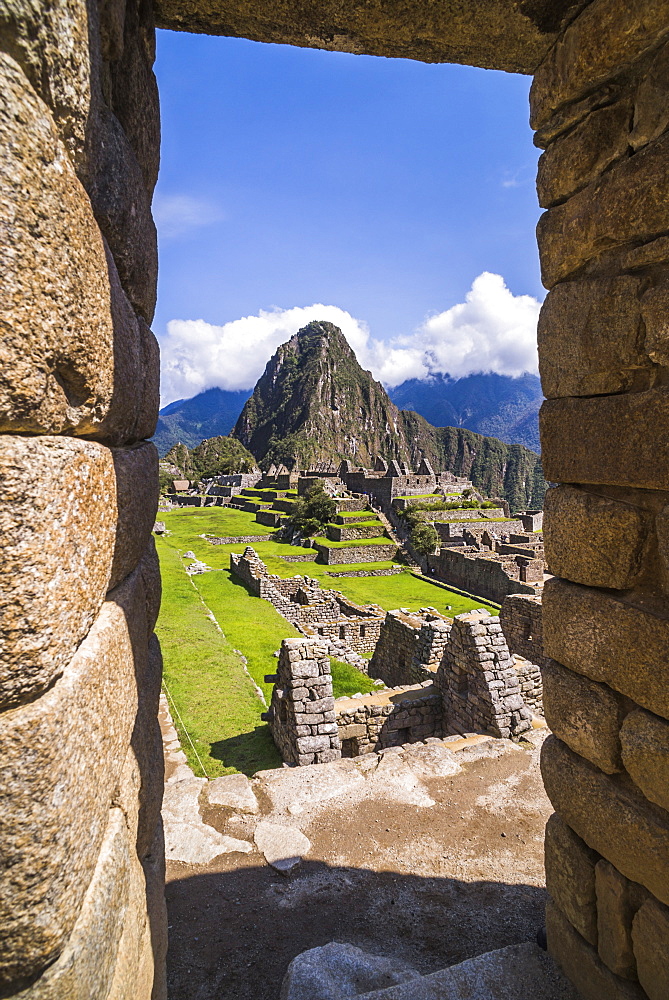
top-left (152, 193), bottom-right (224, 239)
top-left (158, 273), bottom-right (541, 405)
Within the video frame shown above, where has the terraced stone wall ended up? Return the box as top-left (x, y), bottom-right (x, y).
top-left (534, 2), bottom-right (669, 995)
top-left (1, 0), bottom-right (166, 995)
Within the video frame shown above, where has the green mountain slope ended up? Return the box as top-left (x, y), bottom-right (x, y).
top-left (232, 321), bottom-right (545, 508)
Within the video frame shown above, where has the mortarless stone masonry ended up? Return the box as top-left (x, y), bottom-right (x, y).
top-left (336, 682), bottom-right (443, 756)
top-left (6, 0), bottom-right (669, 996)
top-left (264, 639), bottom-right (341, 765)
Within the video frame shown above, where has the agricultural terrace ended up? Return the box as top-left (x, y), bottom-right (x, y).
top-left (155, 505), bottom-right (496, 778)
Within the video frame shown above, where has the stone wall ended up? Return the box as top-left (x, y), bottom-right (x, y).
top-left (436, 612), bottom-right (533, 739)
top-left (1, 0), bottom-right (166, 993)
top-left (263, 639), bottom-right (341, 765)
top-left (428, 547), bottom-right (541, 604)
top-left (500, 594), bottom-right (546, 669)
top-left (532, 2), bottom-right (669, 994)
top-left (325, 522), bottom-right (387, 541)
top-left (336, 682), bottom-right (443, 755)
top-left (369, 610), bottom-right (452, 687)
top-left (313, 541), bottom-right (398, 564)
top-left (303, 616), bottom-right (383, 655)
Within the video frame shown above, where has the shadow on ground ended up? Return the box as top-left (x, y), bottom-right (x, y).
top-left (209, 726), bottom-right (281, 776)
top-left (166, 860), bottom-right (545, 1000)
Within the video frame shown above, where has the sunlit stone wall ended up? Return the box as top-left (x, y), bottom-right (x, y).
top-left (0, 0), bottom-right (166, 994)
top-left (534, 2), bottom-right (669, 996)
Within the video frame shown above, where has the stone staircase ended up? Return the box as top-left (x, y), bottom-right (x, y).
top-left (372, 506), bottom-right (422, 572)
top-left (281, 941), bottom-right (579, 1000)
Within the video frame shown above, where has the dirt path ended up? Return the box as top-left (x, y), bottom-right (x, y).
top-left (165, 733), bottom-right (551, 1000)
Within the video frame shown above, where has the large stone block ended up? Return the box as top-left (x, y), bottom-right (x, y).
top-left (545, 813), bottom-right (599, 945)
top-left (0, 0), bottom-right (92, 164)
top-left (543, 578), bottom-right (669, 719)
top-left (542, 737), bottom-right (669, 907)
top-left (543, 486), bottom-right (651, 590)
top-left (537, 276), bottom-right (645, 399)
top-left (13, 807), bottom-right (131, 999)
top-left (540, 389), bottom-right (669, 491)
top-left (0, 53), bottom-right (160, 443)
top-left (542, 659), bottom-right (625, 773)
top-left (537, 131), bottom-right (669, 287)
top-left (0, 565), bottom-right (148, 990)
top-left (546, 899), bottom-right (646, 1000)
top-left (631, 39), bottom-right (669, 151)
top-left (530, 0), bottom-right (669, 130)
top-left (0, 436), bottom-right (116, 709)
top-left (596, 860), bottom-right (648, 980)
top-left (620, 709), bottom-right (669, 814)
top-left (640, 279), bottom-right (669, 369)
top-left (82, 104), bottom-right (157, 322)
top-left (110, 442), bottom-right (159, 589)
top-left (632, 896), bottom-right (669, 1000)
top-left (537, 99), bottom-right (631, 208)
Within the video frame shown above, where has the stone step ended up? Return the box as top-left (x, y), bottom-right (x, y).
top-left (355, 943), bottom-right (579, 1000)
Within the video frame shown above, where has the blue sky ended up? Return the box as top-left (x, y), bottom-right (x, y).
top-left (153, 31), bottom-right (543, 404)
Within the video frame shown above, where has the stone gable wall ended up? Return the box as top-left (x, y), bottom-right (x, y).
top-left (264, 639), bottom-right (341, 765)
top-left (369, 610), bottom-right (452, 688)
top-left (436, 612), bottom-right (533, 739)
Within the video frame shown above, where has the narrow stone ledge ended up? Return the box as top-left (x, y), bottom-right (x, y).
top-left (621, 709), bottom-right (669, 815)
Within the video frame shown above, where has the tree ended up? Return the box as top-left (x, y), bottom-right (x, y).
top-left (287, 481), bottom-right (336, 536)
top-left (410, 522), bottom-right (438, 556)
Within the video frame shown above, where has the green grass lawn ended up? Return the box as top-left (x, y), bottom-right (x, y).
top-left (336, 509), bottom-right (376, 518)
top-left (155, 507), bottom-right (498, 777)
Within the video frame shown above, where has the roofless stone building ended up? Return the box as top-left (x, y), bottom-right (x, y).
top-left (3, 0), bottom-right (669, 997)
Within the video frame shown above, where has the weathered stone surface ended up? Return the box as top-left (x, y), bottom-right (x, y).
top-left (542, 660), bottom-right (625, 774)
top-left (107, 0), bottom-right (160, 193)
top-left (530, 0), bottom-right (669, 129)
top-left (0, 564), bottom-right (149, 990)
top-left (542, 737), bottom-right (669, 907)
top-left (537, 277), bottom-right (645, 399)
top-left (82, 103), bottom-right (157, 323)
top-left (545, 813), bottom-right (599, 946)
top-left (14, 808), bottom-right (131, 999)
top-left (0, 53), bottom-right (160, 444)
top-left (0, 0), bottom-right (92, 164)
top-left (136, 537), bottom-right (162, 638)
top-left (541, 390), bottom-right (669, 491)
top-left (596, 860), bottom-right (648, 980)
top-left (639, 279), bottom-right (669, 369)
top-left (544, 485), bottom-right (650, 590)
top-left (620, 709), bottom-right (669, 814)
top-left (543, 578), bottom-right (669, 719)
top-left (537, 131), bottom-right (669, 287)
top-left (110, 442), bottom-right (159, 589)
top-left (546, 899), bottom-right (646, 1000)
top-left (254, 821), bottom-right (311, 872)
top-left (0, 435), bottom-right (116, 709)
top-left (632, 896), bottom-right (669, 1000)
top-left (117, 633), bottom-right (164, 860)
top-left (537, 99), bottom-right (632, 208)
top-left (153, 0), bottom-right (575, 76)
top-left (280, 941), bottom-right (420, 1000)
top-left (206, 774), bottom-right (260, 813)
top-left (162, 777), bottom-right (252, 864)
top-left (631, 39), bottom-right (669, 151)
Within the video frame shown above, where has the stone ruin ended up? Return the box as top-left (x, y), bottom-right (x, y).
top-left (6, 0), bottom-right (669, 996)
top-left (262, 638), bottom-right (342, 765)
top-left (339, 457), bottom-right (473, 506)
top-left (428, 528), bottom-right (546, 605)
top-left (230, 547), bottom-right (385, 658)
top-left (266, 597), bottom-right (545, 765)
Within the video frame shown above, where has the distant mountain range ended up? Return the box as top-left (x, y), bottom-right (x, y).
top-left (387, 372), bottom-right (542, 453)
top-left (153, 387), bottom-right (252, 456)
top-left (154, 370), bottom-right (543, 458)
